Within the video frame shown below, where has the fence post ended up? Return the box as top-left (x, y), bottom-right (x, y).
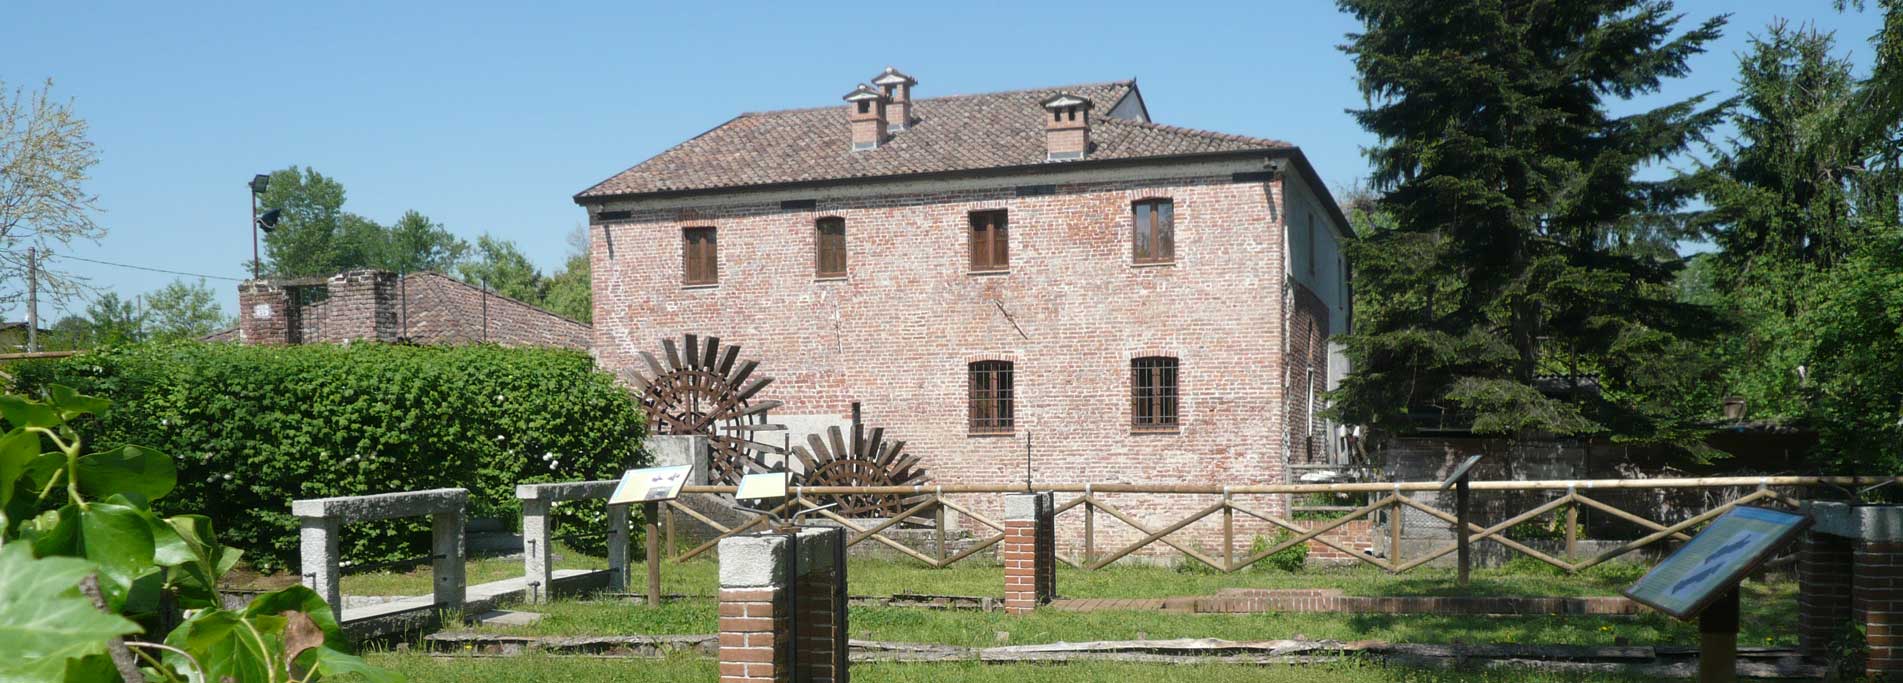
top-left (431, 508), bottom-right (465, 615)
top-left (607, 502), bottom-right (631, 593)
top-left (1455, 476), bottom-right (1471, 588)
top-left (1388, 487), bottom-right (1403, 573)
top-left (665, 501), bottom-right (678, 561)
top-left (1565, 488), bottom-right (1579, 563)
top-left (934, 493), bottom-right (948, 565)
top-left (1083, 486), bottom-right (1096, 565)
top-left (1222, 488), bottom-right (1235, 572)
top-left (521, 499), bottom-right (553, 604)
top-left (642, 501), bottom-right (660, 605)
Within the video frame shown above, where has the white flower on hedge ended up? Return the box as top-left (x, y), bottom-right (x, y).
top-left (222, 474), bottom-right (233, 481)
top-left (549, 460), bottom-right (560, 469)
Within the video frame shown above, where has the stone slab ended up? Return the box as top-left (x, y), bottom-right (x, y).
top-left (1804, 501), bottom-right (1903, 541)
top-left (1004, 492), bottom-right (1050, 521)
top-left (474, 610), bottom-right (545, 626)
top-left (647, 435), bottom-right (709, 485)
top-left (292, 488), bottom-right (467, 523)
top-left (796, 527), bottom-right (843, 575)
top-left (515, 480), bottom-right (618, 502)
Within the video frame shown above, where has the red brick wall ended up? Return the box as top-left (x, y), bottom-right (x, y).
top-left (1286, 282), bottom-right (1330, 464)
top-left (232, 270), bottom-right (590, 350)
top-left (718, 587), bottom-right (790, 682)
top-left (1302, 518), bottom-right (1372, 563)
top-left (591, 173), bottom-right (1294, 551)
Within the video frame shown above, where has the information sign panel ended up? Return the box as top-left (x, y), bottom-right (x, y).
top-left (735, 472), bottom-right (790, 501)
top-left (608, 465), bottom-right (693, 505)
top-left (1622, 506), bottom-right (1809, 619)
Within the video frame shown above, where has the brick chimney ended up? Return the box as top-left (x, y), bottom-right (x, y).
top-left (1040, 93), bottom-right (1093, 161)
top-left (843, 84), bottom-right (888, 151)
top-left (871, 67), bottom-right (917, 131)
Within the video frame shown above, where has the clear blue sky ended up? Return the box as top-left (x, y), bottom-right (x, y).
top-left (0, 0), bottom-right (1883, 321)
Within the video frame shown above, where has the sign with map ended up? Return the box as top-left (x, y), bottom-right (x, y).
top-left (608, 465), bottom-right (693, 505)
top-left (1623, 506), bottom-right (1810, 619)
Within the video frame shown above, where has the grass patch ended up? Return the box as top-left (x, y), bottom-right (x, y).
top-left (224, 544), bottom-right (606, 596)
top-left (458, 576), bottom-right (1794, 649)
top-left (368, 652), bottom-right (1668, 682)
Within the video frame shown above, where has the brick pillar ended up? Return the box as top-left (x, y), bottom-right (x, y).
top-left (1857, 540), bottom-right (1903, 676)
top-left (1003, 492), bottom-right (1054, 614)
top-left (238, 280), bottom-right (292, 345)
top-left (794, 527), bottom-right (848, 683)
top-left (720, 533), bottom-right (794, 683)
top-left (718, 529), bottom-right (850, 683)
top-left (1799, 531), bottom-right (1854, 661)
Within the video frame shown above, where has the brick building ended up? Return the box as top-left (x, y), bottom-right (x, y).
top-left (225, 269), bottom-right (589, 350)
top-left (575, 70), bottom-right (1351, 547)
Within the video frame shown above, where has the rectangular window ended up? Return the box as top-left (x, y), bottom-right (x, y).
top-left (1131, 357), bottom-right (1179, 430)
top-left (969, 210), bottom-right (1009, 271)
top-left (968, 360), bottom-right (1015, 434)
top-left (1133, 199), bottom-right (1174, 263)
top-left (683, 226), bottom-right (717, 285)
top-left (1306, 214), bottom-right (1318, 278)
top-left (816, 217), bottom-right (847, 277)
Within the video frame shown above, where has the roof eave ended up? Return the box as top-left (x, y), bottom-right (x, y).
top-left (573, 148), bottom-right (1290, 206)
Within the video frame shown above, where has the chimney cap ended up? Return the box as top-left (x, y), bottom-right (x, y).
top-left (871, 67), bottom-right (917, 87)
top-left (1040, 92), bottom-right (1093, 110)
top-left (842, 83), bottom-right (886, 102)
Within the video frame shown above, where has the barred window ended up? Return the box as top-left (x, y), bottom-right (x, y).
top-left (1131, 356), bottom-right (1179, 430)
top-left (815, 217), bottom-right (847, 277)
top-left (682, 226), bottom-right (717, 285)
top-left (968, 360), bottom-right (1014, 434)
top-left (1133, 199), bottom-right (1174, 263)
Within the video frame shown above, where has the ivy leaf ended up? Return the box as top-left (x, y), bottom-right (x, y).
top-left (244, 585), bottom-right (345, 650)
top-left (163, 610), bottom-right (271, 683)
top-left (302, 646), bottom-right (404, 683)
top-left (0, 394), bottom-right (61, 430)
top-left (76, 445), bottom-right (177, 502)
top-left (45, 385), bottom-right (111, 421)
top-left (21, 505), bottom-right (79, 558)
top-left (0, 429), bottom-right (39, 509)
top-left (77, 502), bottom-right (158, 611)
top-left (21, 452), bottom-right (65, 495)
top-left (0, 544), bottom-right (142, 683)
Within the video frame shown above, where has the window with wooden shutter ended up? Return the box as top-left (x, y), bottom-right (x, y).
top-left (1130, 356), bottom-right (1179, 430)
top-left (1133, 199), bottom-right (1174, 264)
top-left (969, 210), bottom-right (1009, 271)
top-left (683, 226), bottom-right (717, 285)
top-left (815, 217), bottom-right (847, 277)
top-left (968, 360), bottom-right (1014, 434)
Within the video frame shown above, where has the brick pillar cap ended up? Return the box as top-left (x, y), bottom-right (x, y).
top-left (1004, 492), bottom-right (1051, 521)
top-left (718, 532), bottom-right (790, 588)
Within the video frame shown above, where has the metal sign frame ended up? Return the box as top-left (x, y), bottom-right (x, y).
top-left (1622, 505), bottom-right (1810, 620)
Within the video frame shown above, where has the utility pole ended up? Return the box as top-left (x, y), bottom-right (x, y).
top-left (26, 246), bottom-right (39, 352)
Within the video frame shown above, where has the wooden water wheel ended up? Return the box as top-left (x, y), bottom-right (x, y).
top-left (791, 407), bottom-right (934, 522)
top-left (625, 334), bottom-right (785, 486)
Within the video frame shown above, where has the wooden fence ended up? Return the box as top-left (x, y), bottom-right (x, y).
top-left (654, 476), bottom-right (1897, 576)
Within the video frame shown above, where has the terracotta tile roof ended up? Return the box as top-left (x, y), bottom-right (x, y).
top-left (575, 81), bottom-right (1292, 201)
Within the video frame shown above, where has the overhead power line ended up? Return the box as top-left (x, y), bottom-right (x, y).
top-left (47, 253), bottom-right (247, 282)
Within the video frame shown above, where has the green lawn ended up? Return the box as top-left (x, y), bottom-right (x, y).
top-left (272, 548), bottom-right (1658, 599)
top-left (369, 652), bottom-right (1669, 683)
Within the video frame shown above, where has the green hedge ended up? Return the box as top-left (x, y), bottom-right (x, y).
top-left (10, 341), bottom-right (647, 571)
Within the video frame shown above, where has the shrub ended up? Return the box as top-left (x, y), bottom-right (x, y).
top-left (11, 341), bottom-right (647, 571)
top-left (1248, 530), bottom-right (1309, 572)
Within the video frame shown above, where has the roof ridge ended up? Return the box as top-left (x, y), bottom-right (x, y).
top-left (1094, 116), bottom-right (1291, 149)
top-left (738, 79), bottom-right (1135, 117)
